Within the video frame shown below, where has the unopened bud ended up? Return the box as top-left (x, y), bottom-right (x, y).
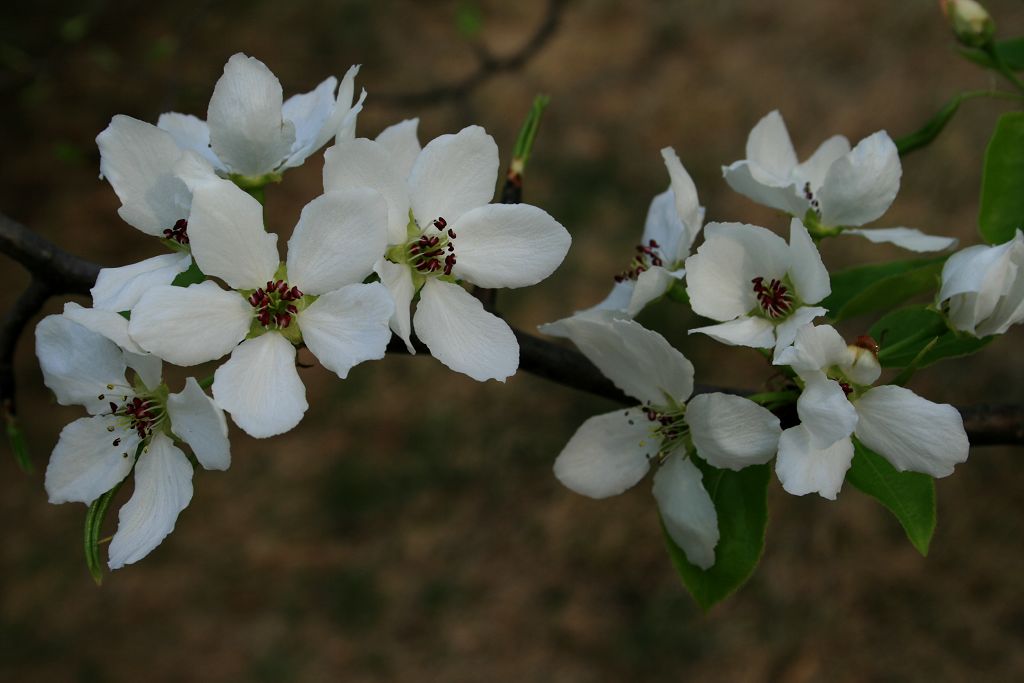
top-left (941, 0), bottom-right (995, 48)
top-left (846, 343), bottom-right (882, 386)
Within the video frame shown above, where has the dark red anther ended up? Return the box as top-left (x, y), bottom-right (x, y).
top-left (433, 217), bottom-right (447, 230)
top-left (109, 402), bottom-right (118, 414)
top-left (854, 335), bottom-right (880, 355)
top-left (447, 229), bottom-right (456, 239)
top-left (752, 276), bottom-right (793, 318)
top-left (839, 381), bottom-right (853, 396)
top-left (649, 239), bottom-right (660, 248)
top-left (287, 304), bottom-right (298, 314)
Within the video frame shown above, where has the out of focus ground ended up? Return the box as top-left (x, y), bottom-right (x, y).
top-left (2, 1), bottom-right (1024, 681)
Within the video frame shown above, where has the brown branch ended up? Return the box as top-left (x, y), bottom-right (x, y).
top-left (376, 0), bottom-right (567, 107)
top-left (2, 211), bottom-right (1023, 446)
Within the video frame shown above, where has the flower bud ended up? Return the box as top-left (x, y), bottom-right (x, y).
top-left (846, 342), bottom-right (882, 386)
top-left (940, 0), bottom-right (995, 48)
top-left (938, 230), bottom-right (1024, 337)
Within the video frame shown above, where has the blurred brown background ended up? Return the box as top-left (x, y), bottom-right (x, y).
top-left (3, 0), bottom-right (1024, 681)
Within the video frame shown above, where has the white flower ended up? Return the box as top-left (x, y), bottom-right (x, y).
top-left (722, 110), bottom-right (956, 253)
top-left (590, 147), bottom-right (704, 317)
top-left (772, 324), bottom-right (969, 499)
top-left (938, 230), bottom-right (1024, 337)
top-left (544, 315), bottom-right (781, 569)
top-left (323, 123), bottom-right (571, 382)
top-left (159, 53), bottom-right (364, 179)
top-left (128, 178), bottom-right (393, 438)
top-left (684, 219), bottom-right (830, 355)
top-left (36, 307), bottom-right (230, 569)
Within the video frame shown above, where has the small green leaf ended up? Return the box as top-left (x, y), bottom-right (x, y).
top-left (822, 256), bottom-right (946, 319)
top-left (959, 37), bottom-right (1024, 71)
top-left (662, 459), bottom-right (770, 611)
top-left (847, 439), bottom-right (936, 556)
top-left (870, 306), bottom-right (993, 368)
top-left (84, 481), bottom-right (122, 585)
top-left (5, 414), bottom-right (32, 474)
top-left (171, 259), bottom-right (205, 287)
top-left (895, 95), bottom-right (965, 156)
top-left (828, 257), bottom-right (947, 322)
top-left (979, 112), bottom-right (1024, 245)
top-left (512, 95), bottom-right (551, 171)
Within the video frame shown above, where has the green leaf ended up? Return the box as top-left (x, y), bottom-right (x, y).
top-left (826, 256), bottom-right (947, 322)
top-left (512, 94), bottom-right (551, 171)
top-left (84, 481), bottom-right (122, 585)
top-left (662, 459), bottom-right (770, 611)
top-left (959, 37), bottom-right (1024, 71)
top-left (979, 112), bottom-right (1024, 245)
top-left (4, 414), bottom-right (32, 474)
top-left (847, 439), bottom-right (935, 556)
top-left (895, 94), bottom-right (965, 156)
top-left (870, 306), bottom-right (993, 368)
top-left (822, 256), bottom-right (946, 320)
top-left (170, 259), bottom-right (204, 287)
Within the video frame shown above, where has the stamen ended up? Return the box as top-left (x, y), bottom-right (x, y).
top-left (249, 280), bottom-right (304, 330)
top-left (752, 276), bottom-right (793, 318)
top-left (162, 218), bottom-right (190, 245)
top-left (407, 217), bottom-right (457, 276)
top-left (614, 239), bottom-right (665, 282)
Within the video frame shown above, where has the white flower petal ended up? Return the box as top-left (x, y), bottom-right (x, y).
top-left (745, 110), bottom-right (799, 180)
top-left (157, 112), bottom-right (224, 171)
top-left (374, 258), bottom-right (416, 353)
top-left (298, 283), bottom-right (394, 379)
top-left (408, 125), bottom-right (499, 226)
top-left (207, 53), bottom-right (295, 176)
top-left (413, 279), bottom-right (518, 382)
top-left (853, 386), bottom-right (969, 477)
top-left (842, 227), bottom-right (958, 253)
top-left (550, 316), bottom-right (694, 405)
top-left (688, 317), bottom-right (777, 349)
top-left (166, 377), bottom-right (230, 471)
top-left (322, 64), bottom-right (362, 146)
top-left (797, 372), bottom-right (859, 449)
top-left (96, 115), bottom-right (191, 236)
top-left (376, 118), bottom-right (421, 180)
top-left (652, 454), bottom-right (719, 570)
top-left (537, 308), bottom-right (627, 339)
top-left (213, 333), bottom-right (308, 438)
top-left (660, 147), bottom-right (704, 250)
top-left (108, 433), bottom-right (193, 569)
top-left (773, 307), bottom-right (828, 360)
top-left (61, 302), bottom-right (145, 354)
top-left (129, 282), bottom-right (251, 366)
top-left (590, 280), bottom-right (637, 316)
top-left (775, 426), bottom-right (854, 500)
top-left (818, 131), bottom-right (901, 227)
top-left (794, 134), bottom-right (850, 190)
top-left (286, 189), bottom-right (388, 294)
top-left (624, 266), bottom-right (679, 316)
top-left (187, 179), bottom-right (280, 289)
top-left (773, 322), bottom-right (852, 375)
top-left (787, 218), bottom-right (830, 304)
top-left (687, 393), bottom-right (781, 470)
top-left (124, 352), bottom-right (163, 391)
top-left (323, 137), bottom-right (411, 245)
top-left (36, 315), bottom-right (127, 414)
top-left (640, 189), bottom-right (688, 264)
top-left (553, 408), bottom-right (654, 498)
top-left (451, 203), bottom-right (571, 288)
top-left (280, 76), bottom-right (338, 169)
top-left (721, 160), bottom-right (809, 217)
top-left (45, 416), bottom-right (138, 504)
top-left (90, 253), bottom-right (193, 313)
top-left (333, 87), bottom-right (366, 144)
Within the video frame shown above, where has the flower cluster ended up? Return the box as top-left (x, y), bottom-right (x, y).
top-left (38, 53), bottom-right (570, 572)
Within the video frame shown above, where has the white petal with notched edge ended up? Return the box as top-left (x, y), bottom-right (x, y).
top-left (451, 203), bottom-right (571, 288)
top-left (687, 393), bottom-right (781, 470)
top-left (36, 315), bottom-right (127, 414)
top-left (157, 112), bottom-right (224, 171)
top-left (660, 147), bottom-right (704, 249)
top-left (550, 316), bottom-right (694, 405)
top-left (45, 416), bottom-right (139, 505)
top-left (90, 253), bottom-right (193, 313)
top-left (167, 377), bottom-right (230, 471)
top-left (374, 258), bottom-right (416, 353)
top-left (129, 282), bottom-right (251, 366)
top-left (323, 138), bottom-right (411, 245)
top-left (376, 118), bottom-right (421, 179)
top-left (797, 372), bottom-right (859, 449)
top-left (553, 408), bottom-right (654, 498)
top-left (299, 283), bottom-right (394, 379)
top-left (96, 115), bottom-right (192, 236)
top-left (775, 425), bottom-right (854, 500)
top-left (207, 53), bottom-right (295, 176)
top-left (213, 333), bottom-right (308, 438)
top-left (787, 218), bottom-right (830, 304)
top-left (652, 454), bottom-right (719, 570)
top-left (842, 227), bottom-right (958, 253)
top-left (413, 279), bottom-right (518, 382)
top-left (61, 302), bottom-right (146, 354)
top-left (108, 433), bottom-right (194, 569)
top-left (408, 126), bottom-right (498, 226)
top-left (853, 385), bottom-right (969, 477)
top-left (187, 180), bottom-right (279, 289)
top-left (286, 189), bottom-right (388, 294)
top-left (818, 131), bottom-right (900, 227)
top-left (689, 317), bottom-right (777, 349)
